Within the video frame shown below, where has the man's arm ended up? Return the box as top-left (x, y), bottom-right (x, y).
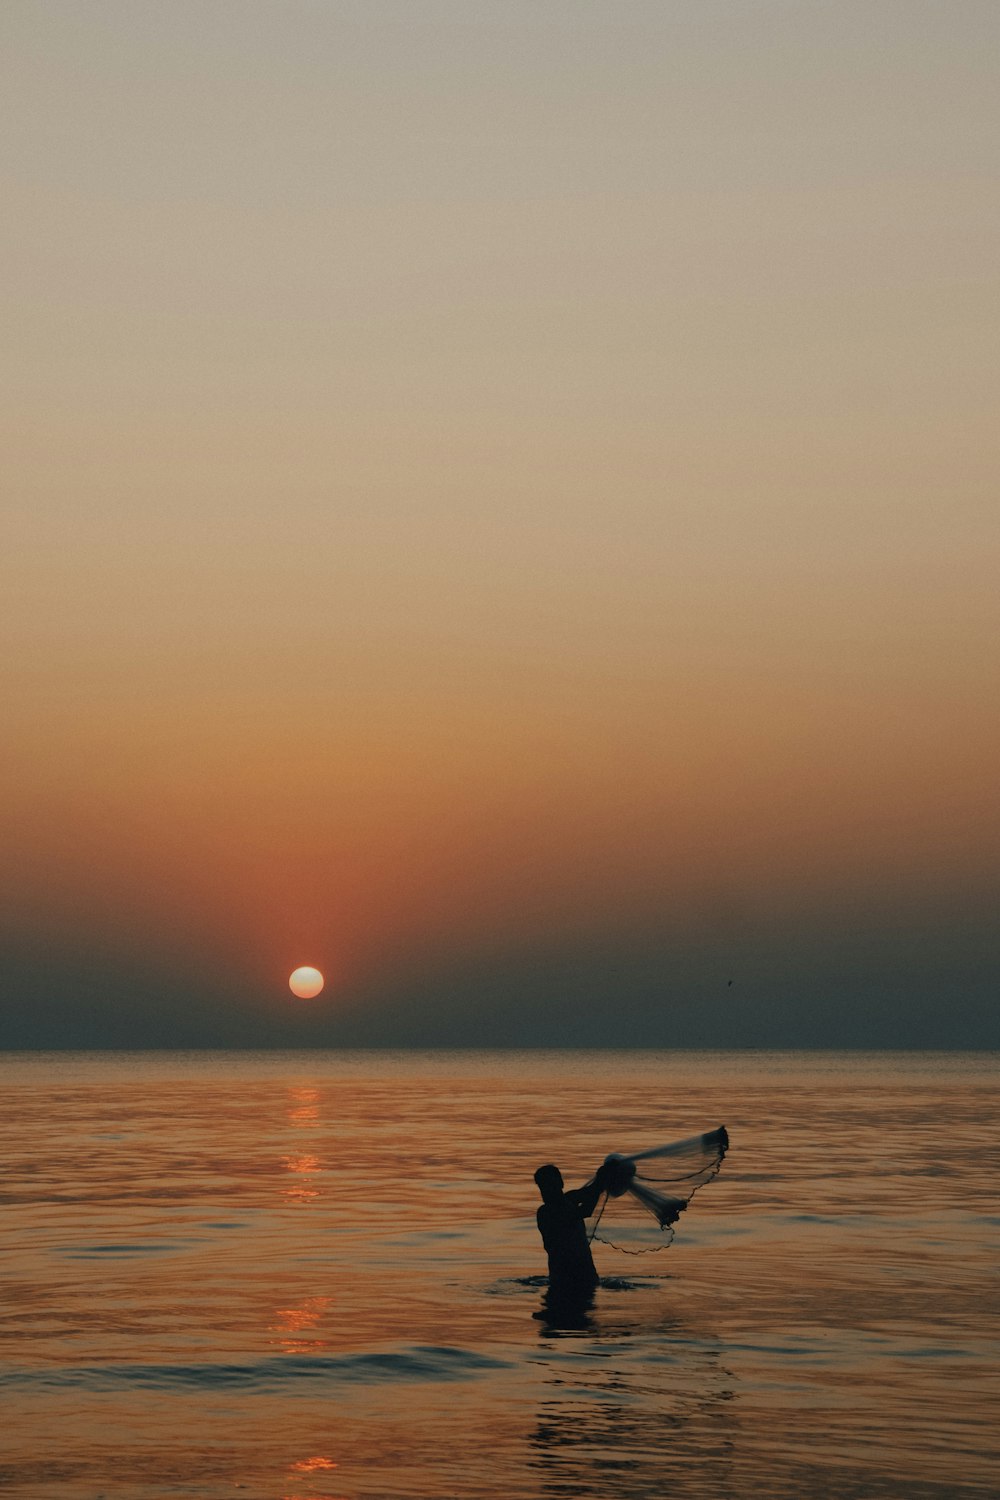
top-left (569, 1163), bottom-right (609, 1219)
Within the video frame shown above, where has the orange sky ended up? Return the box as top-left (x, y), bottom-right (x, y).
top-left (2, 3), bottom-right (998, 1045)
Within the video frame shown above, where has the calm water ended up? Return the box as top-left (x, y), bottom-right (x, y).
top-left (1, 1050), bottom-right (996, 1499)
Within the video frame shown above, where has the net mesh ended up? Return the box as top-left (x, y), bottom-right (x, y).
top-left (588, 1125), bottom-right (729, 1253)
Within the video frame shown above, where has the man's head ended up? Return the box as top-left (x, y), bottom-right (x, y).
top-left (534, 1163), bottom-right (563, 1203)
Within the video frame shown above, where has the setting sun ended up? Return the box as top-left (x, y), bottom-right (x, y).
top-left (288, 966), bottom-right (324, 999)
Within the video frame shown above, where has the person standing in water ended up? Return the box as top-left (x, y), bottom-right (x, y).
top-left (533, 1161), bottom-right (610, 1300)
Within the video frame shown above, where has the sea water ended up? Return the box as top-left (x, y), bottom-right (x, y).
top-left (0, 1049), bottom-right (996, 1498)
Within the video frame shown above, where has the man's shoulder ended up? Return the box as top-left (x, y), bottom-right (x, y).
top-left (537, 1201), bottom-right (565, 1229)
top-left (538, 1196), bottom-right (574, 1221)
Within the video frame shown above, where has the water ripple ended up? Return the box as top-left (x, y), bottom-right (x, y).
top-left (0, 1345), bottom-right (511, 1393)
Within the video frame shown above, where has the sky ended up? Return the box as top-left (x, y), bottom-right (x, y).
top-left (2, 1), bottom-right (998, 1047)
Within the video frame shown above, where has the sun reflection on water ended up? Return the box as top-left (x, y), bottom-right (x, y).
top-left (281, 1153), bottom-right (321, 1203)
top-left (282, 1453), bottom-right (345, 1500)
top-left (287, 1086), bottom-right (321, 1129)
top-left (290, 1455), bottom-right (338, 1472)
top-left (283, 1084), bottom-right (323, 1202)
top-left (269, 1294), bottom-right (332, 1354)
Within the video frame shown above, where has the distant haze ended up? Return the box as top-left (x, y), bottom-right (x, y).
top-left (2, 2), bottom-right (998, 1047)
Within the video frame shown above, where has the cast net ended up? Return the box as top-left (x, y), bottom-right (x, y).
top-left (588, 1125), bottom-right (729, 1253)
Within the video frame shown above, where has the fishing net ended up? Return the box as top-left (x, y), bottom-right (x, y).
top-left (588, 1125), bottom-right (729, 1253)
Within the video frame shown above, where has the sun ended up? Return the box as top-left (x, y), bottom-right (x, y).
top-left (288, 966), bottom-right (324, 999)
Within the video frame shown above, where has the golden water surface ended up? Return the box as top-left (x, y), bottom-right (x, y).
top-left (1, 1050), bottom-right (996, 1498)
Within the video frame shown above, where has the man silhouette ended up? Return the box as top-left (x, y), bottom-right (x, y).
top-left (533, 1161), bottom-right (610, 1300)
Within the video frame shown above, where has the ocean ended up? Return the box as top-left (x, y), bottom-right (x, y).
top-left (1, 1049), bottom-right (996, 1498)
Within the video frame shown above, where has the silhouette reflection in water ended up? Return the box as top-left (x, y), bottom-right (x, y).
top-left (533, 1286), bottom-right (596, 1331)
top-left (530, 1309), bottom-right (737, 1498)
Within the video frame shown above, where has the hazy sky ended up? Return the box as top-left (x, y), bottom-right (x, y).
top-left (2, 1), bottom-right (998, 1047)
